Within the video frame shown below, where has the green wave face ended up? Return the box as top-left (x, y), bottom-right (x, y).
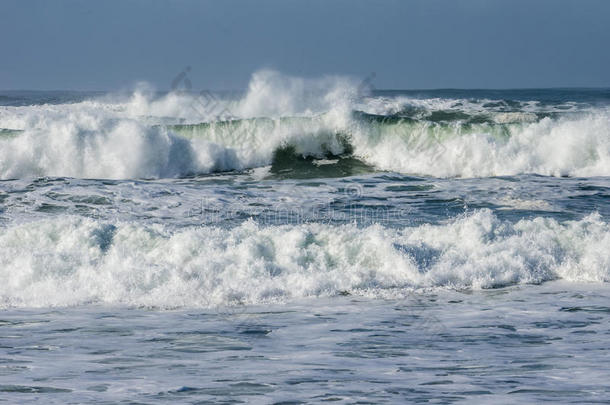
top-left (4, 105), bottom-right (603, 180)
top-left (0, 128), bottom-right (23, 139)
top-left (166, 111), bottom-right (529, 145)
top-left (353, 112), bottom-right (520, 144)
top-left (267, 145), bottom-right (375, 179)
top-left (160, 111), bottom-right (538, 179)
top-left (164, 111), bottom-right (530, 156)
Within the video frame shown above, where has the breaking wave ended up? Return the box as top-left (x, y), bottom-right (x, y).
top-left (2, 210), bottom-right (609, 308)
top-left (1, 70), bottom-right (609, 179)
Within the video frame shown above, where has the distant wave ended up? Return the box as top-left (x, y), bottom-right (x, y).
top-left (2, 210), bottom-right (609, 308)
top-left (1, 110), bottom-right (609, 179)
top-left (1, 70), bottom-right (609, 179)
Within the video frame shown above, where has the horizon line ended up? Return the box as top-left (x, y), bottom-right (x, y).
top-left (2, 86), bottom-right (610, 93)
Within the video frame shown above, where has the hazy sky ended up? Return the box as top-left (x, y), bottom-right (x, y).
top-left (1, 0), bottom-right (609, 90)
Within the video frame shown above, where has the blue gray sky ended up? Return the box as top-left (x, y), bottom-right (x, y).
top-left (1, 0), bottom-right (609, 90)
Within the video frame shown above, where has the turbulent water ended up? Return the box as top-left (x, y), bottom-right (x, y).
top-left (1, 71), bottom-right (610, 403)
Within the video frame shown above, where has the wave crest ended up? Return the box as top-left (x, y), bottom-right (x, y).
top-left (1, 71), bottom-right (610, 179)
top-left (2, 210), bottom-right (609, 308)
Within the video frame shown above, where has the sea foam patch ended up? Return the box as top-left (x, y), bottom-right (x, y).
top-left (2, 210), bottom-right (609, 308)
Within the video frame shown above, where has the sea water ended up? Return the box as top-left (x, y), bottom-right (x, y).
top-left (1, 71), bottom-right (610, 403)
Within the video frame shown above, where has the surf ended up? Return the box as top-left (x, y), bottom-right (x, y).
top-left (1, 210), bottom-right (609, 309)
top-left (1, 71), bottom-right (610, 180)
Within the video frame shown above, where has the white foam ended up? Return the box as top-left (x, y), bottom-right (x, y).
top-left (236, 69), bottom-right (357, 118)
top-left (350, 110), bottom-right (610, 178)
top-left (2, 210), bottom-right (609, 308)
top-left (0, 114), bottom-right (220, 179)
top-left (1, 71), bottom-right (610, 179)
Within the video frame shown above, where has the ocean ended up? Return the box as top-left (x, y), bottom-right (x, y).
top-left (1, 71), bottom-right (610, 403)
